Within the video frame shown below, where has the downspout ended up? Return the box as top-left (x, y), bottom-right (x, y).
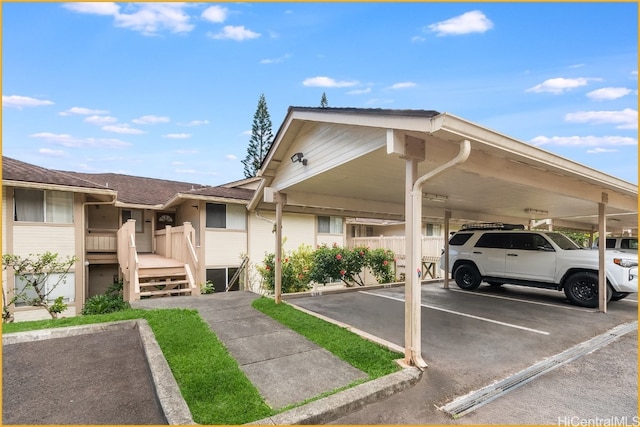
top-left (408, 139), bottom-right (471, 369)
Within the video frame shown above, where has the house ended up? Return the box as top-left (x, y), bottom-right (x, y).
top-left (5, 107), bottom-right (635, 324)
top-left (2, 157), bottom-right (260, 320)
top-left (3, 155), bottom-right (422, 321)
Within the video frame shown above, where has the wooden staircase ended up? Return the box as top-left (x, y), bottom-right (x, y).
top-left (138, 254), bottom-right (193, 298)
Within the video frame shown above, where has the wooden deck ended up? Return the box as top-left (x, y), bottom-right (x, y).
top-left (138, 254), bottom-right (184, 269)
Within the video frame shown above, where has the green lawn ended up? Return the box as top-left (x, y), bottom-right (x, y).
top-left (3, 297), bottom-right (403, 424)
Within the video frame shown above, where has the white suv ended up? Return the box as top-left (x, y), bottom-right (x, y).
top-left (592, 236), bottom-right (638, 254)
top-left (440, 223), bottom-right (638, 308)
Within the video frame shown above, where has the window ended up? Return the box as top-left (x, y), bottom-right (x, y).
top-left (475, 233), bottom-right (510, 249)
top-left (449, 233), bottom-right (473, 246)
top-left (205, 203), bottom-right (246, 230)
top-left (14, 273), bottom-right (75, 306)
top-left (426, 223), bottom-right (441, 237)
top-left (122, 209), bottom-right (143, 232)
top-left (318, 216), bottom-right (343, 234)
top-left (206, 267), bottom-right (240, 292)
top-left (14, 189), bottom-right (73, 223)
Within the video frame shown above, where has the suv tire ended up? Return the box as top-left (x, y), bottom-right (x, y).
top-left (454, 264), bottom-right (482, 290)
top-left (563, 272), bottom-right (611, 308)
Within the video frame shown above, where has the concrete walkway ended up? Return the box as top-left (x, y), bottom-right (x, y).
top-left (131, 291), bottom-right (421, 424)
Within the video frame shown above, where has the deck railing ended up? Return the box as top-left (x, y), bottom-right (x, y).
top-left (155, 222), bottom-right (199, 294)
top-left (117, 219), bottom-right (140, 301)
top-left (347, 235), bottom-right (444, 261)
top-left (86, 228), bottom-right (118, 252)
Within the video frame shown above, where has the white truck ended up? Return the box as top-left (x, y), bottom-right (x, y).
top-left (440, 223), bottom-right (638, 308)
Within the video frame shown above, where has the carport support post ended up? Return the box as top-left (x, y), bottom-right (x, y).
top-left (598, 195), bottom-right (607, 313)
top-left (404, 157), bottom-right (419, 367)
top-left (274, 193), bottom-right (286, 304)
top-left (444, 210), bottom-right (451, 289)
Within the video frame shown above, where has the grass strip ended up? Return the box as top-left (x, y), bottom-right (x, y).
top-left (252, 297), bottom-right (402, 378)
top-left (2, 309), bottom-right (273, 425)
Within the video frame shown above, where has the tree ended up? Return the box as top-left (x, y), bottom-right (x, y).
top-left (2, 252), bottom-right (77, 321)
top-left (242, 93), bottom-right (274, 178)
top-left (320, 92), bottom-right (328, 108)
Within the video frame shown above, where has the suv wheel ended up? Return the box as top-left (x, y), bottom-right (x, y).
top-left (454, 264), bottom-right (482, 290)
top-left (563, 272), bottom-right (611, 308)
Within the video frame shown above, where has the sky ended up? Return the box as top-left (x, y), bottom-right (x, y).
top-left (2, 2), bottom-right (638, 186)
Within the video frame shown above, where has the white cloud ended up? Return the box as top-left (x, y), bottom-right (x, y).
top-left (3, 95), bottom-right (54, 109)
top-left (65, 2), bottom-right (194, 36)
top-left (179, 119), bottom-right (210, 127)
top-left (303, 76), bottom-right (359, 88)
top-left (163, 133), bottom-right (191, 139)
top-left (529, 135), bottom-right (637, 147)
top-left (389, 82), bottom-right (416, 89)
top-left (427, 10), bottom-right (493, 36)
top-left (39, 148), bottom-right (65, 156)
top-left (208, 25), bottom-right (260, 41)
top-left (631, 70), bottom-right (638, 78)
top-left (59, 106), bottom-right (108, 116)
top-left (85, 115), bottom-right (118, 125)
top-left (260, 54), bottom-right (292, 64)
top-left (202, 5), bottom-right (228, 23)
top-left (586, 87), bottom-right (632, 101)
top-left (30, 132), bottom-right (130, 148)
top-left (102, 124), bottom-right (146, 134)
top-left (411, 35), bottom-right (426, 43)
top-left (586, 147), bottom-right (619, 154)
top-left (225, 154), bottom-right (237, 160)
top-left (132, 115), bottom-right (170, 124)
top-left (347, 87), bottom-right (372, 95)
top-left (526, 77), bottom-right (602, 94)
top-left (63, 2), bottom-right (120, 16)
top-left (564, 108), bottom-right (637, 130)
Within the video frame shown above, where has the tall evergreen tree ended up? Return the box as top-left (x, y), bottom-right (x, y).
top-left (242, 93), bottom-right (274, 178)
top-left (320, 92), bottom-right (328, 108)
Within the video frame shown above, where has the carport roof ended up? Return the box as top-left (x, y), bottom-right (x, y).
top-left (251, 107), bottom-right (638, 234)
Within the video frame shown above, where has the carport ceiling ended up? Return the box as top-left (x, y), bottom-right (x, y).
top-left (255, 108), bottom-right (638, 233)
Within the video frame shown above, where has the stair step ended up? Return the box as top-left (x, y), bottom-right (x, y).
top-left (140, 279), bottom-right (189, 287)
top-left (140, 288), bottom-right (193, 297)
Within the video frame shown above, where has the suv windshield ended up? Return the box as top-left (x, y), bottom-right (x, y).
top-left (544, 232), bottom-right (582, 250)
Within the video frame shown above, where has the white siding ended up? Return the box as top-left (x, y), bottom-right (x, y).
top-left (137, 210), bottom-right (153, 253)
top-left (13, 225), bottom-right (76, 258)
top-left (316, 234), bottom-right (345, 248)
top-left (271, 123), bottom-right (385, 190)
top-left (204, 230), bottom-right (247, 266)
top-left (247, 211), bottom-right (316, 264)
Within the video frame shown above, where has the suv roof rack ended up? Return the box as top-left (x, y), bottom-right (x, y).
top-left (461, 222), bottom-right (526, 231)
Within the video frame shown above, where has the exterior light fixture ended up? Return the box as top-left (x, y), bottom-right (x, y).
top-left (290, 152), bottom-right (308, 165)
top-left (424, 193), bottom-right (448, 202)
top-left (525, 208), bottom-right (549, 216)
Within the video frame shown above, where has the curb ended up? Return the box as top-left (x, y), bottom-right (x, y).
top-left (247, 366), bottom-right (422, 425)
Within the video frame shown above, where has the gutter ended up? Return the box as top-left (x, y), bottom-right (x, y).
top-left (408, 139), bottom-right (471, 369)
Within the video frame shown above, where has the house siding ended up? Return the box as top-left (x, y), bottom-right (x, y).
top-left (204, 230), bottom-right (247, 266)
top-left (13, 225), bottom-right (76, 258)
top-left (270, 122), bottom-right (385, 191)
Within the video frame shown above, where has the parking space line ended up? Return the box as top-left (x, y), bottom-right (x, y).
top-left (359, 291), bottom-right (550, 335)
top-left (447, 288), bottom-right (594, 312)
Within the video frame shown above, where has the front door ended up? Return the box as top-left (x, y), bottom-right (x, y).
top-left (156, 212), bottom-right (176, 230)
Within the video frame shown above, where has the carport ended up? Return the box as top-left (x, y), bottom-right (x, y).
top-left (248, 107), bottom-right (638, 368)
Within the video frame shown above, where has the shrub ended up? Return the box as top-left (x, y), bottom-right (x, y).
top-left (257, 244), bottom-right (314, 293)
top-left (200, 280), bottom-right (215, 294)
top-left (82, 280), bottom-right (130, 315)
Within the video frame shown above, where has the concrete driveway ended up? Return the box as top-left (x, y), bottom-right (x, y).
top-left (287, 282), bottom-right (638, 424)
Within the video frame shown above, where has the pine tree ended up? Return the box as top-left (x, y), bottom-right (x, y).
top-left (242, 93), bottom-right (274, 178)
top-left (320, 92), bottom-right (328, 108)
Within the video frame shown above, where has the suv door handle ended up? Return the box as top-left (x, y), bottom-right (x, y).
top-left (507, 253), bottom-right (518, 257)
top-left (473, 251), bottom-right (482, 254)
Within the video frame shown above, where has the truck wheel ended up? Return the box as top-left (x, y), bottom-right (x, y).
top-left (454, 264), bottom-right (482, 290)
top-left (563, 272), bottom-right (611, 308)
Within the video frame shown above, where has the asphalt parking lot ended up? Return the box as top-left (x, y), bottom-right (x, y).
top-left (288, 281), bottom-right (638, 424)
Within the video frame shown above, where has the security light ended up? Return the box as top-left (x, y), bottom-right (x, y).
top-left (291, 152), bottom-right (307, 165)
